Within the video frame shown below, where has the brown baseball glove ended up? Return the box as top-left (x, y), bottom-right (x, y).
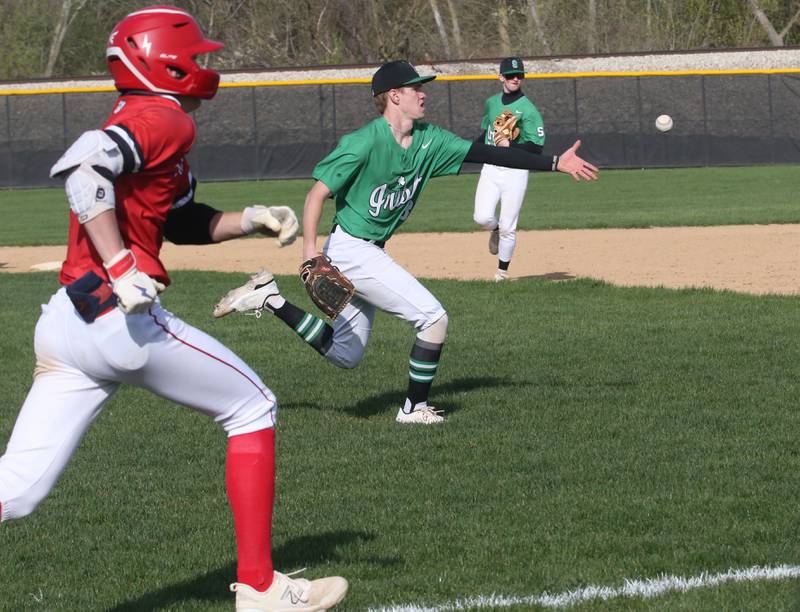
top-left (492, 109), bottom-right (520, 145)
top-left (299, 254), bottom-right (355, 319)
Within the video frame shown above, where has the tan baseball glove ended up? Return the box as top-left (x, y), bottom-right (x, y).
top-left (299, 254), bottom-right (355, 319)
top-left (492, 110), bottom-right (520, 145)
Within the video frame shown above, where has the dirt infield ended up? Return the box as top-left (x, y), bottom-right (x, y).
top-left (1, 224), bottom-right (798, 296)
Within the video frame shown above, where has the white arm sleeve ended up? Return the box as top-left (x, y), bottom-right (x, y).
top-left (50, 130), bottom-right (125, 224)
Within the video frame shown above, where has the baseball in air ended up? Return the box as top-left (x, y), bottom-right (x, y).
top-left (655, 114), bottom-right (673, 132)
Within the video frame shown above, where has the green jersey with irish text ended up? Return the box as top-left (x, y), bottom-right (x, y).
top-left (313, 117), bottom-right (471, 242)
top-left (482, 92), bottom-right (545, 147)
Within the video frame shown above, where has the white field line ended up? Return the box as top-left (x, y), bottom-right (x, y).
top-left (369, 564), bottom-right (800, 611)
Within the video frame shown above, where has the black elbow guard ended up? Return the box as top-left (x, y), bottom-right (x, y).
top-left (164, 202), bottom-right (220, 245)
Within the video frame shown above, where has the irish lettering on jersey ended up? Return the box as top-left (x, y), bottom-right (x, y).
top-left (368, 174), bottom-right (423, 220)
top-left (313, 117), bottom-right (471, 243)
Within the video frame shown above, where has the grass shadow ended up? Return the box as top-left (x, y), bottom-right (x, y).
top-left (516, 271), bottom-right (575, 281)
top-left (106, 530), bottom-right (388, 611)
top-left (276, 375), bottom-right (634, 418)
top-left (340, 375), bottom-right (510, 419)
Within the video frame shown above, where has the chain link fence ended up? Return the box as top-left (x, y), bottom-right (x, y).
top-left (2, 72), bottom-right (799, 188)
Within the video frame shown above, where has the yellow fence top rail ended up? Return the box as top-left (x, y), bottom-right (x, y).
top-left (2, 67), bottom-right (799, 96)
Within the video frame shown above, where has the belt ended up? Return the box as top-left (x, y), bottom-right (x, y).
top-left (331, 224), bottom-right (386, 249)
top-left (65, 270), bottom-right (118, 323)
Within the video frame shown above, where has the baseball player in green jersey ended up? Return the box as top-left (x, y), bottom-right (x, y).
top-left (475, 57), bottom-right (546, 281)
top-left (214, 60), bottom-right (597, 424)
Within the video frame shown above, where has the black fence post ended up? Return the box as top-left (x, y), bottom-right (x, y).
top-left (701, 75), bottom-right (709, 167)
top-left (6, 95), bottom-right (12, 187)
top-left (447, 80), bottom-right (454, 131)
top-left (251, 86), bottom-right (260, 179)
top-left (767, 74), bottom-right (776, 165)
top-left (318, 83), bottom-right (324, 145)
top-left (61, 92), bottom-right (67, 150)
top-left (572, 78), bottom-right (579, 136)
top-left (332, 83), bottom-right (338, 141)
top-left (636, 76), bottom-right (644, 168)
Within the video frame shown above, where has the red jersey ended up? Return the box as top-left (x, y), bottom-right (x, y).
top-left (59, 94), bottom-right (196, 287)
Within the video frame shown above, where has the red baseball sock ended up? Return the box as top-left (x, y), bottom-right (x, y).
top-left (226, 428), bottom-right (275, 591)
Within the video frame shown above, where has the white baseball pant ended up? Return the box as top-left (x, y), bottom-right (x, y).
top-left (321, 225), bottom-right (447, 369)
top-left (473, 164), bottom-right (530, 262)
top-left (0, 288), bottom-right (276, 522)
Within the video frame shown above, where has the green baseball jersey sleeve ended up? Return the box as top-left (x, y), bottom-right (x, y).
top-left (482, 92), bottom-right (545, 147)
top-left (311, 132), bottom-right (370, 196)
top-left (312, 118), bottom-right (471, 242)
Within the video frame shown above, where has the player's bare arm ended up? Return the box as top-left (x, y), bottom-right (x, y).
top-left (82, 209), bottom-right (165, 313)
top-left (83, 210), bottom-right (165, 315)
top-left (207, 206), bottom-right (298, 246)
top-left (302, 180), bottom-right (332, 260)
top-left (164, 201), bottom-right (298, 246)
top-left (82, 209), bottom-right (126, 262)
top-left (48, 127), bottom-right (165, 313)
top-left (207, 210), bottom-right (245, 240)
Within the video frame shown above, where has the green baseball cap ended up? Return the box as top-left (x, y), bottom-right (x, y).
top-left (499, 57), bottom-right (525, 77)
top-left (371, 60), bottom-right (436, 96)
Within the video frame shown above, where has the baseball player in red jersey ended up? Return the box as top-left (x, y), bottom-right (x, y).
top-left (0, 6), bottom-right (346, 611)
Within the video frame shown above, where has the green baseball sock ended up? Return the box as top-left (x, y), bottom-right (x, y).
top-left (403, 338), bottom-right (443, 413)
top-left (271, 301), bottom-right (333, 355)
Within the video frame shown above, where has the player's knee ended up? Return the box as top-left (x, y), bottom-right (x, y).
top-left (325, 347), bottom-right (365, 369)
top-left (323, 332), bottom-right (367, 369)
top-left (473, 212), bottom-right (495, 229)
top-left (498, 225), bottom-right (516, 240)
top-left (418, 312), bottom-right (448, 344)
top-left (221, 389), bottom-right (277, 436)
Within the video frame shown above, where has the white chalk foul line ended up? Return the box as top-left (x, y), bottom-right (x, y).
top-left (369, 564), bottom-right (800, 611)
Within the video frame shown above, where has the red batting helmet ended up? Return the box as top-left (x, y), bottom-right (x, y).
top-left (106, 5), bottom-right (223, 99)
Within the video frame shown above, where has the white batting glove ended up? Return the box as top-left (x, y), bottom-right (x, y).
top-left (241, 205), bottom-right (299, 247)
top-left (103, 249), bottom-right (165, 314)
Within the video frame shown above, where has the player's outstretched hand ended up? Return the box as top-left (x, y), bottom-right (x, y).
top-left (556, 140), bottom-right (598, 182)
top-left (241, 205), bottom-right (299, 247)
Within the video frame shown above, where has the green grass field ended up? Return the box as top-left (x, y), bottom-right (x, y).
top-left (1, 166), bottom-right (799, 610)
top-left (2, 165), bottom-right (800, 246)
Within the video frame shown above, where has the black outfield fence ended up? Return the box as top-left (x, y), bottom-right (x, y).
top-left (2, 72), bottom-right (800, 188)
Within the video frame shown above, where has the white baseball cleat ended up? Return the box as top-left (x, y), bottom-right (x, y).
top-left (213, 269), bottom-right (279, 318)
top-left (395, 406), bottom-right (445, 424)
top-left (494, 270), bottom-right (509, 282)
top-left (230, 571), bottom-right (348, 611)
top-left (488, 227), bottom-right (500, 255)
